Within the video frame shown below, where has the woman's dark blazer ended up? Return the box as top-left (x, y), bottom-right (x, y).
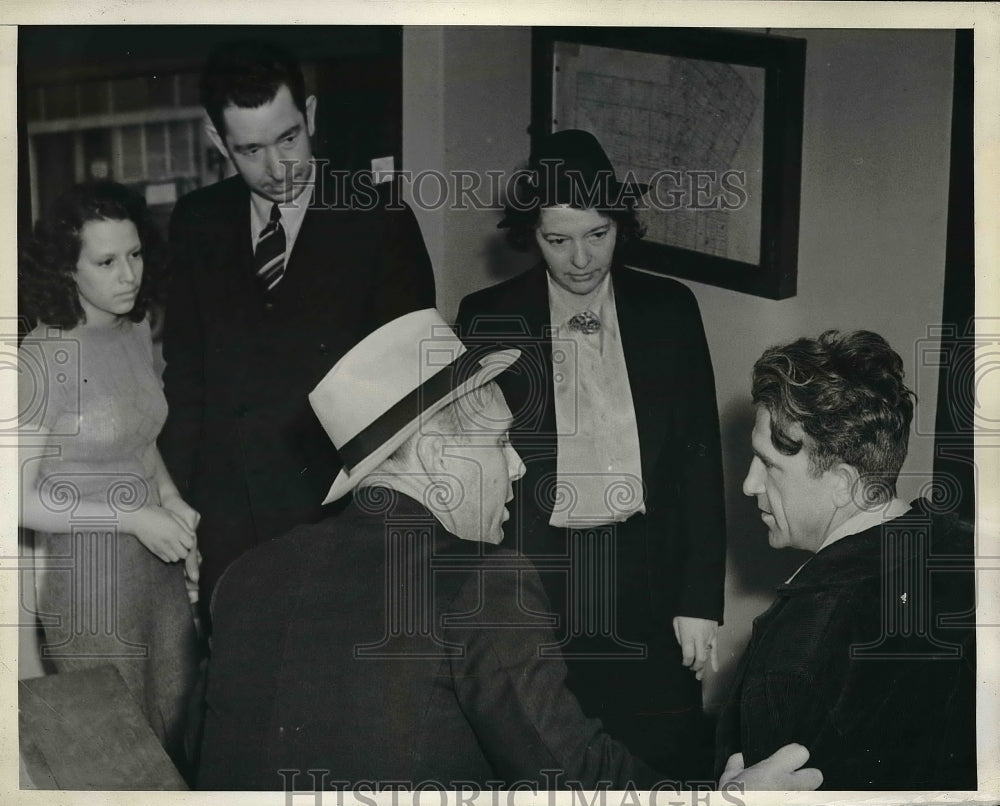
top-left (455, 263), bottom-right (726, 627)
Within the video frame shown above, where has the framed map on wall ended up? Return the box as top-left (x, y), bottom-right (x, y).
top-left (531, 28), bottom-right (806, 299)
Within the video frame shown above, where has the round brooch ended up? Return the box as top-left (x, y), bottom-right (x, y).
top-left (567, 311), bottom-right (601, 335)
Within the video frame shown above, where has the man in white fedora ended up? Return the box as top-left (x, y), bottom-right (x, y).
top-left (197, 309), bottom-right (822, 792)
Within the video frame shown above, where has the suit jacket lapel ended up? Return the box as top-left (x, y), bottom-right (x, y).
top-left (522, 265), bottom-right (557, 438)
top-left (613, 268), bottom-right (669, 485)
top-left (279, 206), bottom-right (323, 294)
top-left (269, 174), bottom-right (348, 306)
top-left (521, 263), bottom-right (554, 340)
top-left (218, 182), bottom-right (259, 311)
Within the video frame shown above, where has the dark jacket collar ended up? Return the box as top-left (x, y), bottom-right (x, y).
top-left (516, 263), bottom-right (556, 336)
top-left (778, 499), bottom-right (966, 593)
top-left (519, 261), bottom-right (636, 328)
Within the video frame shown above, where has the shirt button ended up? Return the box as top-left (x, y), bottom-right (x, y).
top-left (318, 343), bottom-right (329, 355)
top-left (264, 301), bottom-right (275, 312)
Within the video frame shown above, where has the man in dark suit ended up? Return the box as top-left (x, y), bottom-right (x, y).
top-left (455, 130), bottom-right (726, 777)
top-left (198, 309), bottom-right (821, 792)
top-left (159, 40), bottom-right (435, 608)
top-left (715, 330), bottom-right (976, 790)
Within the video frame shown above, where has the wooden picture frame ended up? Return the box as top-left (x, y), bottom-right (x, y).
top-left (532, 27), bottom-right (806, 299)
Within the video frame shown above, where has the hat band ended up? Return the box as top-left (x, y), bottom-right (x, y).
top-left (337, 348), bottom-right (489, 471)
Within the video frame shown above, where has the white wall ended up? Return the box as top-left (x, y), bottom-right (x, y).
top-left (404, 26), bottom-right (535, 322)
top-left (404, 27), bottom-right (956, 708)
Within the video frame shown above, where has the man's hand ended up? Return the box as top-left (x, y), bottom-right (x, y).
top-left (718, 743), bottom-right (823, 791)
top-left (672, 616), bottom-right (718, 680)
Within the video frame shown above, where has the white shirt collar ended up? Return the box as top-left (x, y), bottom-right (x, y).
top-left (547, 272), bottom-right (613, 328)
top-left (817, 497), bottom-right (912, 552)
top-left (249, 161), bottom-right (316, 248)
top-left (785, 497), bottom-right (912, 584)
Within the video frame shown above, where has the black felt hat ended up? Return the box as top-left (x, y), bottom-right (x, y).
top-left (498, 129), bottom-right (648, 227)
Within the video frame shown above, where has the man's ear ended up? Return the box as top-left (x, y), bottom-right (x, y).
top-left (205, 120), bottom-right (229, 160)
top-left (305, 95), bottom-right (317, 137)
top-left (413, 431), bottom-right (445, 475)
top-left (829, 462), bottom-right (861, 508)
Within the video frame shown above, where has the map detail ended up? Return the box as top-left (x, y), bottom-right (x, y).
top-left (558, 44), bottom-right (763, 262)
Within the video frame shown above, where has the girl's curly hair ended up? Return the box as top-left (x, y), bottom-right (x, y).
top-left (19, 181), bottom-right (164, 329)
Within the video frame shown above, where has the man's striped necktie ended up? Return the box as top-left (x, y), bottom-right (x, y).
top-left (255, 202), bottom-right (286, 292)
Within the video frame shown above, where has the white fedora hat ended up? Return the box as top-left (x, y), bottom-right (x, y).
top-left (309, 308), bottom-right (520, 504)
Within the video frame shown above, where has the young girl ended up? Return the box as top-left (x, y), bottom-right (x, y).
top-left (19, 181), bottom-right (199, 765)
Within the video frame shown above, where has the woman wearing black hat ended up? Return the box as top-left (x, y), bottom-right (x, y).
top-left (456, 129), bottom-right (726, 780)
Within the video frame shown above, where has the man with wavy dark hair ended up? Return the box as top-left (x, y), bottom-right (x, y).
top-left (715, 329), bottom-right (976, 790)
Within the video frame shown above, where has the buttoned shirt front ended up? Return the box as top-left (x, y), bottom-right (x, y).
top-left (547, 273), bottom-right (645, 528)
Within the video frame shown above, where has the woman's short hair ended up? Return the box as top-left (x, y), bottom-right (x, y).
top-left (500, 197), bottom-right (646, 255)
top-left (19, 181), bottom-right (164, 329)
top-left (751, 329), bottom-right (916, 504)
top-left (498, 131), bottom-right (647, 256)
